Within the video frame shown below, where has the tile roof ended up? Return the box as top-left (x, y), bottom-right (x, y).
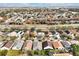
top-left (25, 40), bottom-right (32, 50)
top-left (4, 41), bottom-right (14, 48)
top-left (52, 40), bottom-right (63, 49)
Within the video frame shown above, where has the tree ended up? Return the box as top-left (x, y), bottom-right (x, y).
top-left (41, 50), bottom-right (46, 56)
top-left (71, 44), bottom-right (79, 56)
top-left (43, 50), bottom-right (49, 56)
top-left (23, 34), bottom-right (29, 41)
top-left (66, 35), bottom-right (72, 41)
top-left (27, 50), bottom-right (33, 56)
top-left (34, 50), bottom-right (39, 55)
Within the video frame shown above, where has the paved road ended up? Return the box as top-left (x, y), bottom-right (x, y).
top-left (0, 24), bottom-right (79, 30)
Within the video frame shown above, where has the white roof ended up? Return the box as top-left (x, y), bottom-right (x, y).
top-left (0, 41), bottom-right (5, 48)
top-left (33, 40), bottom-right (42, 50)
top-left (1, 47), bottom-right (10, 50)
top-left (44, 46), bottom-right (53, 49)
top-left (0, 17), bottom-right (3, 20)
top-left (71, 40), bottom-right (79, 45)
top-left (0, 31), bottom-right (4, 35)
top-left (12, 40), bottom-right (24, 50)
top-left (37, 32), bottom-right (45, 36)
top-left (7, 31), bottom-right (17, 36)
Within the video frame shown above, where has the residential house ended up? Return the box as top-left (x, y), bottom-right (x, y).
top-left (54, 32), bottom-right (61, 39)
top-left (0, 17), bottom-right (3, 20)
top-left (0, 41), bottom-right (7, 49)
top-left (61, 41), bottom-right (71, 49)
top-left (42, 40), bottom-right (53, 50)
top-left (0, 17), bottom-right (4, 22)
top-left (37, 32), bottom-right (45, 40)
top-left (23, 40), bottom-right (32, 50)
top-left (0, 31), bottom-right (4, 35)
top-left (70, 40), bottom-right (79, 45)
top-left (12, 40), bottom-right (24, 50)
top-left (7, 31), bottom-right (18, 37)
top-left (33, 40), bottom-right (42, 50)
top-left (7, 31), bottom-right (24, 38)
top-left (52, 40), bottom-right (64, 49)
top-left (1, 41), bottom-right (14, 50)
top-left (48, 31), bottom-right (53, 37)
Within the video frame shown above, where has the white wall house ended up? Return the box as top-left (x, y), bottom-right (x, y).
top-left (12, 40), bottom-right (24, 50)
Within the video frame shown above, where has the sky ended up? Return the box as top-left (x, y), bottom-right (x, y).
top-left (0, 3), bottom-right (79, 8)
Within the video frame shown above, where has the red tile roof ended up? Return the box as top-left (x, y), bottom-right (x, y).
top-left (4, 41), bottom-right (14, 48)
top-left (52, 40), bottom-right (63, 49)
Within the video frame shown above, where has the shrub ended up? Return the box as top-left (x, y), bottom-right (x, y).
top-left (0, 50), bottom-right (8, 56)
top-left (7, 50), bottom-right (22, 56)
top-left (71, 44), bottom-right (79, 56)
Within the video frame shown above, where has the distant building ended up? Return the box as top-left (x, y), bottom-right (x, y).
top-left (0, 31), bottom-right (4, 35)
top-left (7, 31), bottom-right (18, 37)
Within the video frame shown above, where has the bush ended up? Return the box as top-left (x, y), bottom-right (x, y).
top-left (71, 44), bottom-right (79, 56)
top-left (0, 50), bottom-right (8, 56)
top-left (27, 50), bottom-right (64, 56)
top-left (27, 50), bottom-right (34, 56)
top-left (29, 50), bottom-right (49, 56)
top-left (7, 50), bottom-right (22, 56)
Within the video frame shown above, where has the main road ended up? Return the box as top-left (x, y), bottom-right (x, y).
top-left (0, 24), bottom-right (79, 30)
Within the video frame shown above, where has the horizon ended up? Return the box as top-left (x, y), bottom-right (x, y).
top-left (0, 3), bottom-right (79, 8)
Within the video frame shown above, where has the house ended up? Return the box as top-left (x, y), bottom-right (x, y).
top-left (7, 31), bottom-right (18, 37)
top-left (37, 32), bottom-right (45, 37)
top-left (54, 32), bottom-right (61, 39)
top-left (42, 40), bottom-right (53, 50)
top-left (33, 40), bottom-right (42, 50)
top-left (23, 40), bottom-right (32, 50)
top-left (37, 32), bottom-right (45, 40)
top-left (48, 31), bottom-right (53, 37)
top-left (61, 41), bottom-right (71, 49)
top-left (25, 30), bottom-right (30, 35)
top-left (12, 40), bottom-right (24, 50)
top-left (0, 17), bottom-right (4, 22)
top-left (0, 41), bottom-right (6, 49)
top-left (15, 16), bottom-right (25, 23)
top-left (0, 31), bottom-right (4, 35)
top-left (1, 41), bottom-right (14, 50)
top-left (37, 41), bottom-right (42, 50)
top-left (70, 40), bottom-right (79, 45)
top-left (17, 31), bottom-right (24, 36)
top-left (0, 17), bottom-right (3, 20)
top-left (7, 31), bottom-right (24, 38)
top-left (52, 40), bottom-right (64, 49)
top-left (5, 16), bottom-right (16, 24)
top-left (29, 30), bottom-right (37, 37)
top-left (64, 30), bottom-right (70, 34)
